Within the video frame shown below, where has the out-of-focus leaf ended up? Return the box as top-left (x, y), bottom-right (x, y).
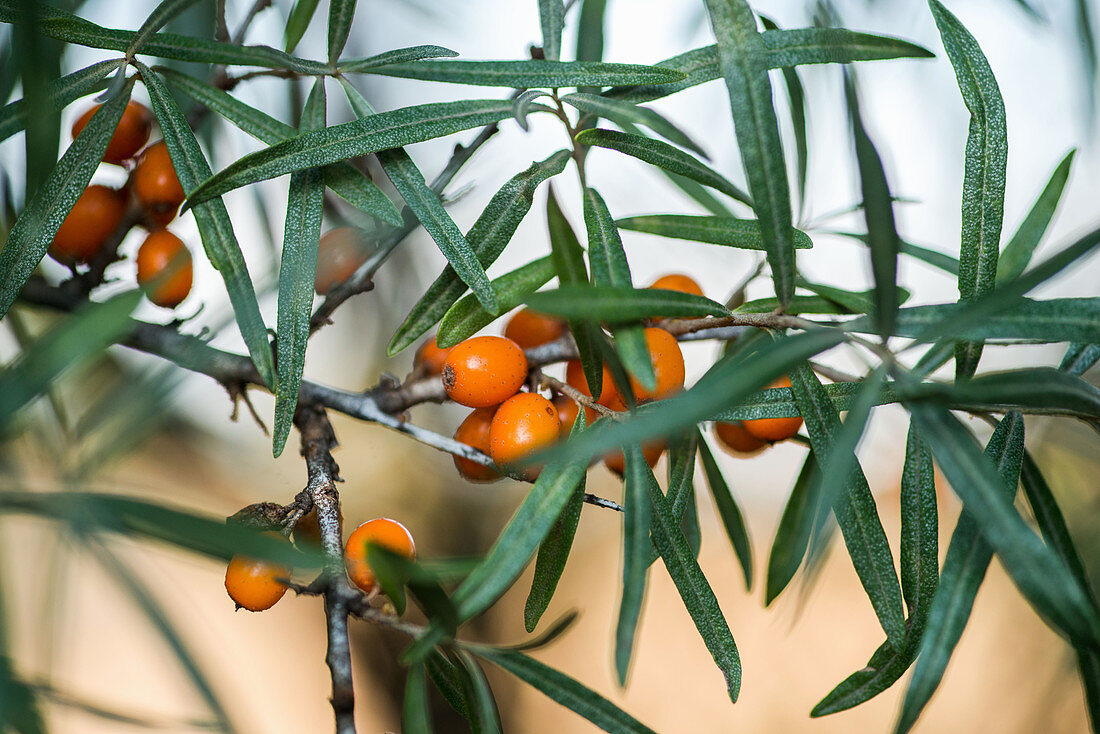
top-left (0, 84), bottom-right (131, 318)
top-left (766, 452), bottom-right (820, 604)
top-left (388, 150), bottom-right (570, 354)
top-left (903, 367), bottom-right (1100, 420)
top-left (402, 663), bottom-right (432, 734)
top-left (735, 286), bottom-right (909, 316)
top-left (526, 284), bottom-right (728, 322)
top-left (437, 256), bottom-right (555, 347)
top-left (615, 445), bottom-right (653, 685)
top-left (284, 0), bottom-right (320, 53)
top-left (272, 79), bottom-right (326, 458)
top-left (538, 0), bottom-right (565, 61)
top-left (127, 0), bottom-right (204, 56)
top-left (829, 230), bottom-right (960, 275)
top-left (360, 59), bottom-right (686, 88)
top-left (0, 292), bottom-right (140, 429)
top-left (704, 0), bottom-right (796, 308)
top-left (328, 0), bottom-right (356, 64)
top-left (997, 150), bottom-right (1075, 283)
top-left (563, 93), bottom-right (708, 158)
top-left (575, 128), bottom-right (746, 203)
top-left (697, 434), bottom-right (753, 589)
top-left (524, 480), bottom-right (584, 633)
top-left (617, 214), bottom-right (812, 250)
top-left (1060, 343), bottom-right (1100, 376)
top-left (186, 99), bottom-right (516, 205)
top-left (338, 44), bottom-right (458, 72)
top-left (930, 0), bottom-right (1008, 378)
top-left (472, 646), bottom-right (656, 734)
top-left (761, 17), bottom-right (809, 212)
top-left (456, 651), bottom-right (501, 734)
top-left (139, 63), bottom-right (276, 387)
top-left (0, 58), bottom-right (122, 143)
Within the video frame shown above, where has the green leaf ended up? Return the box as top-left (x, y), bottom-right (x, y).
top-left (127, 0), bottom-right (203, 56)
top-left (765, 452), bottom-right (820, 604)
top-left (644, 449), bottom-right (742, 701)
top-left (697, 434), bottom-right (753, 589)
top-left (829, 230), bottom-right (960, 275)
top-left (388, 150), bottom-right (570, 354)
top-left (426, 650), bottom-right (472, 721)
top-left (1060, 343), bottom-right (1100, 376)
top-left (402, 663), bottom-right (432, 734)
top-left (576, 0), bottom-right (607, 64)
top-left (436, 256), bottom-right (555, 347)
top-left (563, 93), bottom-right (708, 159)
top-left (524, 475), bottom-right (585, 632)
top-left (272, 80), bottom-right (326, 458)
top-left (790, 364), bottom-right (906, 652)
top-left (328, 0), bottom-right (356, 64)
top-left (0, 58), bottom-right (121, 144)
top-left (904, 367), bottom-right (1100, 420)
top-left (526, 284), bottom-right (728, 322)
top-left (616, 214), bottom-right (812, 250)
top-left (616, 444), bottom-right (653, 685)
top-left (575, 128), bottom-right (747, 204)
top-left (472, 646), bottom-right (656, 734)
top-left (929, 0), bottom-right (1008, 378)
top-left (538, 0), bottom-right (565, 61)
top-left (996, 149), bottom-right (1075, 283)
top-left (139, 63), bottom-right (276, 388)
top-left (704, 0), bottom-right (796, 307)
top-left (513, 89), bottom-right (552, 131)
top-left (0, 292), bottom-right (140, 429)
top-left (186, 99), bottom-right (516, 206)
top-left (664, 432), bottom-right (701, 561)
top-left (158, 68), bottom-right (402, 225)
top-left (456, 651), bottom-right (502, 734)
top-left (895, 412), bottom-right (1024, 733)
top-left (760, 17), bottom-right (808, 212)
top-left (845, 74), bottom-right (900, 340)
top-left (338, 44), bottom-right (459, 72)
top-left (284, 0), bottom-right (321, 53)
top-left (0, 82), bottom-right (131, 318)
top-left (360, 59), bottom-right (687, 88)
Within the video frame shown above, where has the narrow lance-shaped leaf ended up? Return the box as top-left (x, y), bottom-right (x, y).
top-left (617, 214), bottom-right (812, 250)
top-left (387, 150), bottom-right (571, 354)
top-left (126, 0), bottom-right (203, 56)
top-left (359, 59), bottom-right (687, 88)
top-left (760, 17), bottom-right (808, 211)
top-left (456, 651), bottom-right (502, 734)
top-left (272, 79), bottom-right (326, 458)
top-left (138, 63), bottom-right (276, 387)
top-left (513, 89), bottom-right (552, 131)
top-left (562, 92), bottom-right (709, 159)
top-left (697, 434), bottom-right (753, 589)
top-left (402, 663), bottom-right (432, 734)
top-left (704, 0), bottom-right (796, 307)
top-left (538, 0), bottom-right (565, 61)
top-left (328, 0), bottom-right (356, 64)
top-left (284, 0), bottom-right (321, 53)
top-left (0, 58), bottom-right (122, 143)
top-left (437, 256), bottom-right (555, 347)
top-left (576, 0), bottom-right (608, 102)
top-left (996, 149), bottom-right (1075, 283)
top-left (338, 44), bottom-right (458, 72)
top-left (930, 0), bottom-right (1008, 378)
top-left (526, 284), bottom-right (729, 323)
top-left (766, 451), bottom-right (821, 604)
top-left (895, 412), bottom-right (1024, 734)
top-left (615, 444), bottom-right (653, 685)
top-left (1060, 342), bottom-right (1100, 376)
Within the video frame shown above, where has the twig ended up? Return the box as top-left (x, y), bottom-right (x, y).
top-left (231, 0), bottom-right (272, 46)
top-left (538, 373), bottom-right (618, 419)
top-left (809, 361), bottom-right (861, 383)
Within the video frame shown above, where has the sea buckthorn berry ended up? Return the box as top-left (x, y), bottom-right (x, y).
top-left (292, 506), bottom-right (344, 549)
top-left (552, 395), bottom-right (597, 437)
top-left (414, 337), bottom-right (451, 376)
top-left (133, 142), bottom-right (185, 223)
top-left (136, 230), bottom-right (192, 308)
top-left (604, 441), bottom-right (665, 477)
top-left (442, 335), bottom-right (528, 408)
top-left (344, 518), bottom-right (416, 595)
top-left (72, 100), bottom-right (152, 164)
top-left (743, 375), bottom-right (803, 443)
top-left (714, 421), bottom-right (767, 455)
top-left (314, 227), bottom-right (372, 295)
top-left (503, 308), bottom-right (565, 350)
top-left (453, 407), bottom-right (501, 483)
top-left (49, 185), bottom-right (126, 263)
top-left (604, 327), bottom-right (685, 410)
top-left (565, 359), bottom-right (619, 408)
top-left (224, 533), bottom-right (290, 612)
top-left (489, 392), bottom-right (560, 479)
top-left (648, 273), bottom-right (704, 298)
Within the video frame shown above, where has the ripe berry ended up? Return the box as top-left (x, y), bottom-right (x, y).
top-left (565, 359), bottom-right (618, 407)
top-left (136, 230), bottom-right (192, 308)
top-left (72, 100), bottom-right (152, 164)
top-left (49, 185), bottom-right (126, 263)
top-left (314, 227), bottom-right (371, 295)
top-left (224, 533), bottom-right (290, 612)
top-left (442, 335), bottom-right (528, 408)
top-left (552, 395), bottom-right (596, 437)
top-left (453, 407), bottom-right (501, 483)
top-left (344, 518), bottom-right (416, 595)
top-left (503, 308), bottom-right (564, 350)
top-left (603, 441), bottom-right (665, 477)
top-left (604, 327), bottom-right (685, 410)
top-left (714, 421), bottom-right (767, 455)
top-left (292, 506), bottom-right (344, 549)
top-left (489, 392), bottom-right (560, 479)
top-left (133, 141), bottom-right (185, 224)
top-left (414, 337), bottom-right (451, 376)
top-left (648, 273), bottom-right (704, 297)
top-left (743, 376), bottom-right (803, 443)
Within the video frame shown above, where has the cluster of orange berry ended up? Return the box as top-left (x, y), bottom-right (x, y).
top-left (224, 516), bottom-right (416, 612)
top-left (51, 100), bottom-right (192, 308)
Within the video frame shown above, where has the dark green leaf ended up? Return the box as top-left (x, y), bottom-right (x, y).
top-left (402, 663), bottom-right (432, 734)
top-left (426, 650), bottom-right (472, 721)
top-left (615, 444), bottom-right (653, 685)
top-left (127, 0), bottom-right (203, 56)
top-left (698, 434), bottom-right (753, 589)
top-left (524, 480), bottom-right (584, 633)
top-left (563, 93), bottom-right (708, 158)
top-left (997, 150), bottom-right (1075, 283)
top-left (338, 44), bottom-right (459, 72)
top-left (360, 59), bottom-right (686, 88)
top-left (526, 284), bottom-right (728, 322)
top-left (0, 58), bottom-right (121, 144)
top-left (1061, 343), bottom-right (1100, 376)
top-left (765, 451), bottom-right (820, 605)
top-left (760, 17), bottom-right (809, 212)
top-left (617, 214), bottom-right (812, 250)
top-left (328, 0), bottom-right (356, 64)
top-left (284, 0), bottom-right (321, 53)
top-left (538, 0), bottom-right (565, 61)
top-left (456, 651), bottom-right (501, 734)
top-left (0, 82), bottom-right (131, 318)
top-left (576, 128), bottom-right (747, 203)
top-left (903, 367), bottom-right (1100, 420)
top-left (513, 89), bottom-right (552, 131)
top-left (899, 423), bottom-right (939, 621)
top-left (437, 256), bottom-right (555, 347)
top-left (139, 63), bottom-right (276, 387)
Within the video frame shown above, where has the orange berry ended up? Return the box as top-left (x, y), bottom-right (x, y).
top-left (291, 506), bottom-right (344, 549)
top-left (344, 518), bottom-right (416, 595)
top-left (136, 230), bottom-right (192, 308)
top-left (133, 141), bottom-right (185, 224)
top-left (415, 337), bottom-right (451, 375)
top-left (743, 376), bottom-right (803, 443)
top-left (453, 407), bottom-right (502, 483)
top-left (565, 359), bottom-right (619, 407)
top-left (442, 335), bottom-right (528, 408)
top-left (72, 100), bottom-right (152, 164)
top-left (604, 441), bottom-right (665, 477)
top-left (604, 327), bottom-right (685, 410)
top-left (503, 308), bottom-right (564, 350)
top-left (552, 394), bottom-right (597, 437)
top-left (489, 392), bottom-right (561, 479)
top-left (314, 227), bottom-right (371, 295)
top-left (49, 185), bottom-right (126, 263)
top-left (714, 421), bottom-right (767, 455)
top-left (224, 533), bottom-right (290, 612)
top-left (648, 273), bottom-right (704, 298)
